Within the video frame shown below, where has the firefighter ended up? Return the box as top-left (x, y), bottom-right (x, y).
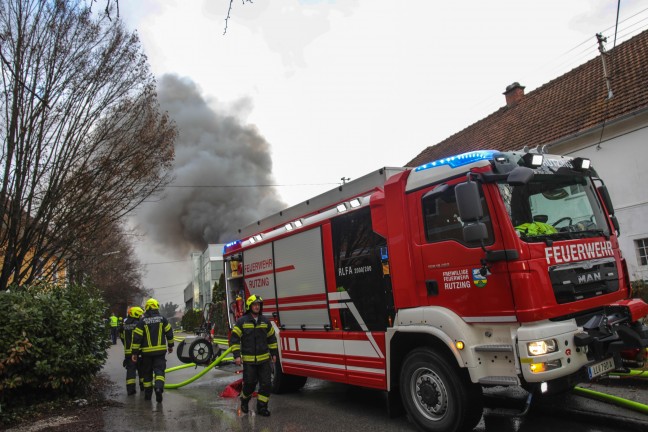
top-left (131, 298), bottom-right (174, 402)
top-left (109, 312), bottom-right (119, 345)
top-left (229, 294), bottom-right (278, 417)
top-left (122, 306), bottom-right (144, 395)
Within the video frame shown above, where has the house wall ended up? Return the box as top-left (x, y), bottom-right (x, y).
top-left (550, 109), bottom-right (648, 281)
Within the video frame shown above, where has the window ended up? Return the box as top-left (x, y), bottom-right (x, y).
top-left (422, 183), bottom-right (494, 246)
top-left (636, 238), bottom-right (648, 266)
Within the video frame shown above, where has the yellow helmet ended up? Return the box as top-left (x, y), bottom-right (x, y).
top-left (145, 298), bottom-right (160, 311)
top-left (129, 306), bottom-right (144, 319)
top-left (245, 295), bottom-right (263, 311)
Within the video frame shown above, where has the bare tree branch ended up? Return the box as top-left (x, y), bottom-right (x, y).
top-left (0, 0), bottom-right (176, 290)
top-left (224, 0), bottom-right (254, 35)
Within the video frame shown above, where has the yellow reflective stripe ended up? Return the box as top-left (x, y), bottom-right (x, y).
top-left (145, 326), bottom-right (153, 348)
top-left (155, 375), bottom-right (165, 382)
top-left (165, 323), bottom-right (172, 333)
top-left (124, 348), bottom-right (132, 354)
top-left (242, 323), bottom-right (255, 328)
top-left (132, 343), bottom-right (140, 350)
top-left (133, 328), bottom-right (143, 336)
top-left (267, 327), bottom-right (275, 336)
top-left (142, 345), bottom-right (166, 352)
top-left (256, 353), bottom-right (270, 361)
top-left (258, 323), bottom-right (268, 328)
top-left (241, 355), bottom-right (256, 362)
top-left (143, 382), bottom-right (152, 388)
top-left (268, 343), bottom-right (278, 349)
top-left (126, 379), bottom-right (136, 384)
top-left (257, 394), bottom-right (269, 403)
top-left (157, 323), bottom-right (162, 347)
top-left (232, 326), bottom-right (242, 337)
top-left (230, 344), bottom-right (240, 351)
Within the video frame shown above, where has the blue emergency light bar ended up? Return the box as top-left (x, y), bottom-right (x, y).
top-left (223, 240), bottom-right (241, 253)
top-left (414, 150), bottom-right (499, 172)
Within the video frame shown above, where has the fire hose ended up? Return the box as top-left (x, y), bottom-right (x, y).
top-left (573, 385), bottom-right (648, 415)
top-left (572, 367), bottom-right (648, 415)
top-left (164, 347), bottom-right (234, 389)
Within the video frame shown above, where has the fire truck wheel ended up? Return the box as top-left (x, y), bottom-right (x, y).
top-left (400, 347), bottom-right (483, 432)
top-left (271, 356), bottom-right (308, 394)
top-left (188, 338), bottom-right (213, 365)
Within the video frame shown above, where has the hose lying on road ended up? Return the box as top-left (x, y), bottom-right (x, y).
top-left (573, 385), bottom-right (648, 415)
top-left (163, 347), bottom-right (233, 389)
top-left (610, 369), bottom-right (648, 379)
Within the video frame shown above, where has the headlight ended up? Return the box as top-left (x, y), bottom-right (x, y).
top-left (527, 339), bottom-right (557, 356)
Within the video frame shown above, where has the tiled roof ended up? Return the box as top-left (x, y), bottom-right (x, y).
top-left (407, 30), bottom-right (648, 167)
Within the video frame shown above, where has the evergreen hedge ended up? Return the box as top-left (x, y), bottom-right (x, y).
top-left (0, 282), bottom-right (110, 413)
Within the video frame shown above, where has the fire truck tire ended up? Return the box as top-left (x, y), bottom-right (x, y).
top-left (400, 347), bottom-right (483, 432)
top-left (271, 356), bottom-right (307, 394)
top-left (188, 338), bottom-right (214, 365)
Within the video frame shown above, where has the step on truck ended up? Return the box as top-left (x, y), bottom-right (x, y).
top-left (222, 149), bottom-right (648, 432)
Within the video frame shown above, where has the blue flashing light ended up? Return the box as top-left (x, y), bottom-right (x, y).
top-left (223, 240), bottom-right (241, 253)
top-left (414, 150), bottom-right (499, 172)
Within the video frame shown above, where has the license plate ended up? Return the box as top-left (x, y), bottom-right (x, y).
top-left (587, 357), bottom-right (615, 379)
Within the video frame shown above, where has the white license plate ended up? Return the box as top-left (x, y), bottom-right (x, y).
top-left (587, 357), bottom-right (615, 379)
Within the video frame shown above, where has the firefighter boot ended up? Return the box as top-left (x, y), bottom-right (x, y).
top-left (144, 390), bottom-right (152, 401)
top-left (155, 389), bottom-right (163, 403)
top-left (257, 401), bottom-right (270, 417)
top-left (240, 397), bottom-right (249, 414)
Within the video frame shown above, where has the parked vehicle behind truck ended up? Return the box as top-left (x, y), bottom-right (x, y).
top-left (222, 149), bottom-right (648, 432)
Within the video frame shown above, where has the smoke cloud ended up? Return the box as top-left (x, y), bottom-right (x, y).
top-left (135, 74), bottom-right (286, 255)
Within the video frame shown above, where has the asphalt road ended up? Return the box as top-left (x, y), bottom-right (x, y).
top-left (100, 338), bottom-right (648, 432)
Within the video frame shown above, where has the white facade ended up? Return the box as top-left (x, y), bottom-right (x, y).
top-left (550, 108), bottom-right (648, 282)
top-left (186, 244), bottom-right (225, 310)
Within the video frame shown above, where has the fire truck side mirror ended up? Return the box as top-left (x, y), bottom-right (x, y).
top-left (597, 185), bottom-right (615, 215)
top-left (455, 181), bottom-right (482, 222)
top-left (456, 180), bottom-right (489, 244)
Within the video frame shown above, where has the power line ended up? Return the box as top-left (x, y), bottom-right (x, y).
top-left (142, 259), bottom-right (190, 265)
top-left (164, 183), bottom-right (340, 188)
top-left (149, 282), bottom-right (189, 290)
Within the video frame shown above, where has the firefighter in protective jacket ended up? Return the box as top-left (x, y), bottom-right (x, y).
top-left (121, 306), bottom-right (144, 395)
top-left (229, 295), bottom-right (278, 416)
top-left (131, 298), bottom-right (174, 403)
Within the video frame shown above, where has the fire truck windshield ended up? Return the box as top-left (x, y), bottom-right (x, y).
top-left (497, 174), bottom-right (610, 242)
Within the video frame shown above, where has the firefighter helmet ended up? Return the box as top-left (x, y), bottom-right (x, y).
top-left (129, 306), bottom-right (144, 319)
top-left (245, 295), bottom-right (263, 311)
top-left (145, 298), bottom-right (160, 310)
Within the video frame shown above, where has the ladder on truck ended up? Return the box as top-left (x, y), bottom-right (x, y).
top-left (237, 167), bottom-right (407, 239)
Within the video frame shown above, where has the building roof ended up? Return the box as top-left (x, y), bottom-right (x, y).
top-left (407, 30), bottom-right (648, 167)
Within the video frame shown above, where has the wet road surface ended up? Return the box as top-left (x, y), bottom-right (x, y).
top-left (101, 341), bottom-right (647, 431)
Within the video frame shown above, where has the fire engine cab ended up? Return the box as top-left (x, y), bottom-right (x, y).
top-left (222, 149), bottom-right (648, 432)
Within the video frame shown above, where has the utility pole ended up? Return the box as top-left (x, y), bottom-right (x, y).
top-left (596, 33), bottom-right (614, 100)
top-left (341, 177), bottom-right (350, 185)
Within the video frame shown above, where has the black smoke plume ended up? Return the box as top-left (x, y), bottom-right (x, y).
top-left (135, 74), bottom-right (285, 255)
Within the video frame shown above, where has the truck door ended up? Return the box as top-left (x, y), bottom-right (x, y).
top-left (411, 181), bottom-right (516, 321)
top-left (330, 207), bottom-right (391, 390)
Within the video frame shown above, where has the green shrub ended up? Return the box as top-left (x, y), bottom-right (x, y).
top-left (0, 282), bottom-right (109, 414)
top-left (181, 308), bottom-right (203, 333)
top-left (631, 279), bottom-right (648, 301)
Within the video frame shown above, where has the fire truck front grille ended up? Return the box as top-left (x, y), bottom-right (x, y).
top-left (549, 258), bottom-right (619, 304)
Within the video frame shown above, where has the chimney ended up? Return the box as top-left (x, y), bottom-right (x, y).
top-left (503, 82), bottom-right (525, 107)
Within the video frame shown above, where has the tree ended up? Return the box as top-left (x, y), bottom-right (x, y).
top-left (0, 0), bottom-right (176, 290)
top-left (159, 301), bottom-right (179, 319)
top-left (68, 218), bottom-right (148, 314)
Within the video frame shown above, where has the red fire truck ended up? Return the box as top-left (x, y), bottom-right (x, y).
top-left (222, 150), bottom-right (648, 432)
